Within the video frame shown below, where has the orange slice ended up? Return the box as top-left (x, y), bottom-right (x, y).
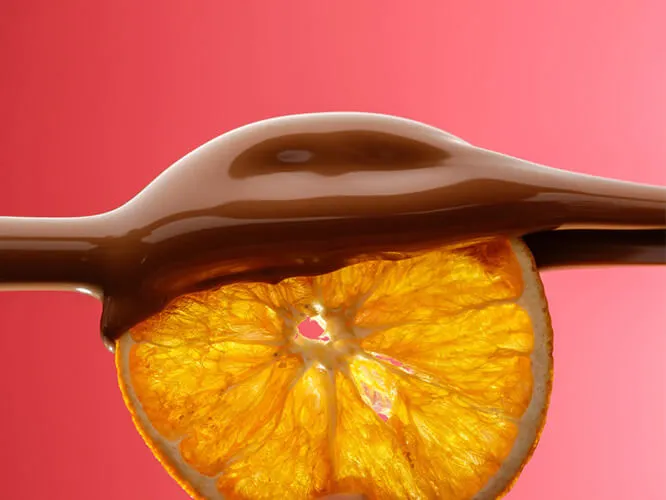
top-left (116, 236), bottom-right (553, 499)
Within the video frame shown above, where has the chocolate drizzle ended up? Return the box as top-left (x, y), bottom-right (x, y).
top-left (0, 113), bottom-right (664, 347)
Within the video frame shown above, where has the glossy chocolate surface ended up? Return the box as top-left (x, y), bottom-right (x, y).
top-left (0, 113), bottom-right (664, 346)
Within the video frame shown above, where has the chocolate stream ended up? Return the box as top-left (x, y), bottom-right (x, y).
top-left (0, 113), bottom-right (663, 347)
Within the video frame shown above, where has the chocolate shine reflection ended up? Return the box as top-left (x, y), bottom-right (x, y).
top-left (0, 113), bottom-right (664, 348)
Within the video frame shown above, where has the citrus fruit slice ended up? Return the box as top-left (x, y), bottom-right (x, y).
top-left (116, 236), bottom-right (553, 499)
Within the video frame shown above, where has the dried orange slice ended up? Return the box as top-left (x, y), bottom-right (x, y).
top-left (116, 236), bottom-right (553, 499)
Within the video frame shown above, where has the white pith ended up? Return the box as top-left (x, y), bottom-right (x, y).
top-left (117, 237), bottom-right (553, 500)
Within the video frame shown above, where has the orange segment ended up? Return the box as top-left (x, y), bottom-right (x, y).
top-left (128, 341), bottom-right (277, 440)
top-left (361, 304), bottom-right (535, 418)
top-left (353, 239), bottom-right (524, 328)
top-left (178, 355), bottom-right (302, 476)
top-left (314, 260), bottom-right (391, 311)
top-left (217, 365), bottom-right (332, 499)
top-left (347, 355), bottom-right (397, 421)
top-left (116, 236), bottom-right (553, 500)
top-left (333, 370), bottom-right (422, 499)
top-left (130, 290), bottom-right (284, 346)
top-left (391, 375), bottom-right (521, 498)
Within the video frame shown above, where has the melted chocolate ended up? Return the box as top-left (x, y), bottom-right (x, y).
top-left (0, 113), bottom-right (664, 348)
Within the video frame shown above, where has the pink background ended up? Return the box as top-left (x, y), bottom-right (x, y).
top-left (1, 1), bottom-right (665, 499)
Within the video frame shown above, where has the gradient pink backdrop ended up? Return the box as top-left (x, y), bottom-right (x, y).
top-left (1, 1), bottom-right (665, 499)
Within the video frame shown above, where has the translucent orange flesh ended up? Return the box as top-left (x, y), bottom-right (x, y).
top-left (117, 237), bottom-right (545, 499)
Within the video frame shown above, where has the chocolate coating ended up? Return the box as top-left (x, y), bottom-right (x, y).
top-left (0, 113), bottom-right (664, 346)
